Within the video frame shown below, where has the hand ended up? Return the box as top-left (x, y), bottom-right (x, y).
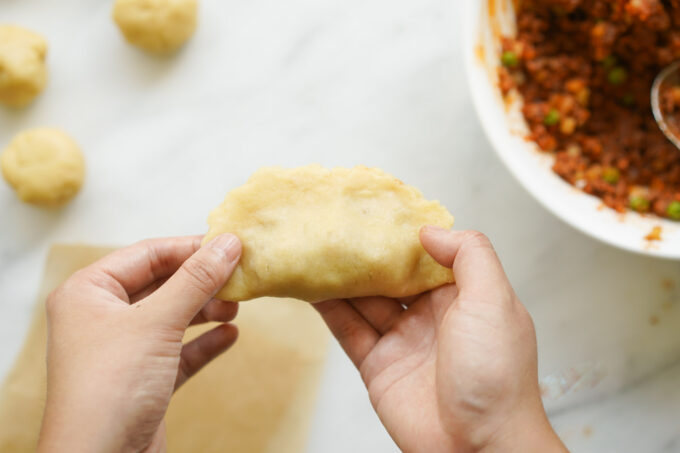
top-left (315, 227), bottom-right (566, 452)
top-left (37, 234), bottom-right (242, 453)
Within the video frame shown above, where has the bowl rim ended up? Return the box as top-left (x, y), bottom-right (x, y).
top-left (461, 0), bottom-right (680, 259)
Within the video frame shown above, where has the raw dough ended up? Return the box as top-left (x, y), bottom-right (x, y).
top-left (1, 128), bottom-right (85, 206)
top-left (0, 245), bottom-right (328, 453)
top-left (0, 25), bottom-right (48, 108)
top-left (112, 0), bottom-right (198, 55)
top-left (204, 165), bottom-right (455, 302)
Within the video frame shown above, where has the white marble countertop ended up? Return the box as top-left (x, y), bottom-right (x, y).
top-left (2, 0), bottom-right (680, 451)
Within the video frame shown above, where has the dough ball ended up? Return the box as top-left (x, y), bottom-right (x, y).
top-left (0, 25), bottom-right (48, 108)
top-left (113, 0), bottom-right (198, 55)
top-left (1, 128), bottom-right (85, 207)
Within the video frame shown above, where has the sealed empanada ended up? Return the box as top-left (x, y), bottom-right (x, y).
top-left (203, 165), bottom-right (454, 302)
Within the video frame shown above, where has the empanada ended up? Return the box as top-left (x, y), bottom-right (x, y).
top-left (203, 165), bottom-right (454, 302)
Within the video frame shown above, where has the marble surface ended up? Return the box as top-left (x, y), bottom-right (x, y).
top-left (1, 0), bottom-right (680, 451)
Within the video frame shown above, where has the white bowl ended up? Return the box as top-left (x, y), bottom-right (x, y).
top-left (462, 0), bottom-right (680, 259)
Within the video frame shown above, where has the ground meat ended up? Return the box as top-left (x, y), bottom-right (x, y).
top-left (660, 82), bottom-right (680, 137)
top-left (500, 0), bottom-right (680, 220)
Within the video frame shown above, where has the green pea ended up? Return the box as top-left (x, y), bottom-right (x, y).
top-left (544, 109), bottom-right (560, 126)
top-left (667, 201), bottom-right (680, 220)
top-left (601, 55), bottom-right (617, 69)
top-left (630, 196), bottom-right (650, 212)
top-left (608, 67), bottom-right (628, 85)
top-left (501, 51), bottom-right (519, 68)
top-left (602, 167), bottom-right (620, 184)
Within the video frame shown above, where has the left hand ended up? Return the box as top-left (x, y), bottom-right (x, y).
top-left (37, 234), bottom-right (242, 453)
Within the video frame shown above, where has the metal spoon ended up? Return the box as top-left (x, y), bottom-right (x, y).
top-left (651, 60), bottom-right (680, 149)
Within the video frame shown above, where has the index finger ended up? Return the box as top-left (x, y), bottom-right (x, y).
top-left (314, 299), bottom-right (379, 369)
top-left (419, 227), bottom-right (514, 302)
top-left (82, 236), bottom-right (203, 298)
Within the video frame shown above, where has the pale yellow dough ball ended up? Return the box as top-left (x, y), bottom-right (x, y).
top-left (1, 128), bottom-right (85, 207)
top-left (0, 25), bottom-right (48, 108)
top-left (113, 0), bottom-right (198, 55)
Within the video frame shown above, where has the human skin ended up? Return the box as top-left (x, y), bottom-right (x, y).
top-left (37, 228), bottom-right (566, 452)
top-left (315, 227), bottom-right (568, 452)
top-left (37, 234), bottom-right (242, 453)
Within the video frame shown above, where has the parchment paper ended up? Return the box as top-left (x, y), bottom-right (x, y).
top-left (0, 245), bottom-right (329, 453)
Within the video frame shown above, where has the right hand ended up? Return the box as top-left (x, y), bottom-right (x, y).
top-left (315, 227), bottom-right (567, 452)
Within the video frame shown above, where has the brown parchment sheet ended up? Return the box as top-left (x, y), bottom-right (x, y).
top-left (0, 244), bottom-right (329, 453)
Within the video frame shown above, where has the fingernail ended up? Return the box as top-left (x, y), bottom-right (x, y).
top-left (208, 234), bottom-right (241, 263)
top-left (422, 225), bottom-right (448, 235)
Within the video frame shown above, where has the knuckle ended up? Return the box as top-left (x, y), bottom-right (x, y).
top-left (517, 303), bottom-right (536, 332)
top-left (180, 254), bottom-right (224, 295)
top-left (460, 231), bottom-right (497, 259)
top-left (45, 282), bottom-right (71, 316)
top-left (135, 238), bottom-right (154, 249)
top-left (463, 230), bottom-right (492, 248)
top-left (140, 239), bottom-right (164, 276)
top-left (45, 270), bottom-right (90, 316)
top-left (136, 238), bottom-right (159, 258)
top-left (335, 318), bottom-right (363, 340)
top-left (45, 289), bottom-right (61, 315)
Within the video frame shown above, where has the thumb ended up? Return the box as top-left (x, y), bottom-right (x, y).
top-left (420, 226), bottom-right (514, 304)
top-left (148, 233), bottom-right (241, 327)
